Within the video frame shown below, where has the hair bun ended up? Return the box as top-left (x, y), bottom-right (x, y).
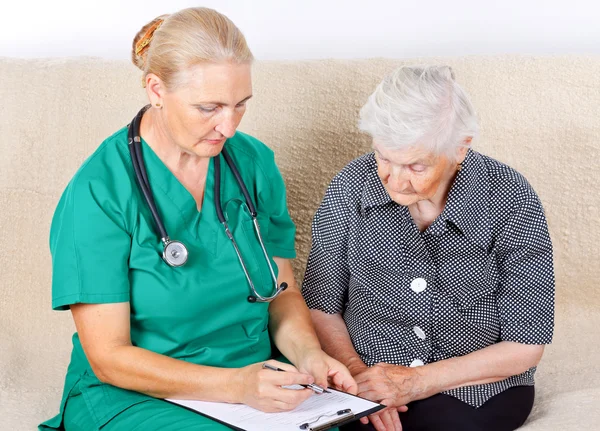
top-left (130, 8), bottom-right (254, 89)
top-left (131, 14), bottom-right (169, 71)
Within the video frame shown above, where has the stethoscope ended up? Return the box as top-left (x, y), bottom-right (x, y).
top-left (127, 105), bottom-right (288, 303)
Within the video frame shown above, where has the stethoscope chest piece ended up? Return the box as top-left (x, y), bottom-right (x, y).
top-left (162, 238), bottom-right (188, 267)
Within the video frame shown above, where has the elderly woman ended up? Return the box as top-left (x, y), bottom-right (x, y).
top-left (40, 7), bottom-right (355, 431)
top-left (302, 66), bottom-right (554, 431)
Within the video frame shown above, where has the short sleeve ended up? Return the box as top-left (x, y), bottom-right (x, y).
top-left (495, 190), bottom-right (555, 344)
top-left (50, 177), bottom-right (131, 310)
top-left (256, 155), bottom-right (296, 259)
top-left (302, 175), bottom-right (352, 314)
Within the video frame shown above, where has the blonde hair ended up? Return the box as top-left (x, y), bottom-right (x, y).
top-left (131, 7), bottom-right (254, 89)
top-left (359, 65), bottom-right (479, 160)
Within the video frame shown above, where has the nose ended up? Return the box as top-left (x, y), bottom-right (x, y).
top-left (387, 165), bottom-right (411, 191)
top-left (215, 110), bottom-right (239, 138)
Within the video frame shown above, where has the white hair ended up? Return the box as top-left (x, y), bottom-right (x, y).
top-left (358, 65), bottom-right (479, 160)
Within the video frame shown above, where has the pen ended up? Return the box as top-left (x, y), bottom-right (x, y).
top-left (262, 363), bottom-right (331, 394)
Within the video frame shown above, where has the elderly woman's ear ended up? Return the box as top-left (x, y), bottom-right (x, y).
top-left (455, 136), bottom-right (473, 165)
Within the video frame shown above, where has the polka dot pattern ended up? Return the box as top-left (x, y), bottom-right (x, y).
top-left (302, 149), bottom-right (555, 408)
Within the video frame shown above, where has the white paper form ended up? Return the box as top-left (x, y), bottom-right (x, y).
top-left (167, 387), bottom-right (382, 431)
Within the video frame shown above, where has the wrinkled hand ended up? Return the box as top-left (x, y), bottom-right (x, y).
top-left (346, 362), bottom-right (408, 431)
top-left (361, 405), bottom-right (407, 431)
top-left (295, 349), bottom-right (358, 395)
top-left (232, 360), bottom-right (315, 412)
top-left (355, 363), bottom-right (421, 408)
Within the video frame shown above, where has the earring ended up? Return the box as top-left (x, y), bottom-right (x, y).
top-left (155, 103), bottom-right (162, 108)
top-left (457, 163), bottom-right (463, 172)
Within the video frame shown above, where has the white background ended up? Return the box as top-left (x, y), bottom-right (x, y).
top-left (2, 0), bottom-right (599, 59)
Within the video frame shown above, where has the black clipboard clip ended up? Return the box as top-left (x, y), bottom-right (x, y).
top-left (298, 408), bottom-right (354, 431)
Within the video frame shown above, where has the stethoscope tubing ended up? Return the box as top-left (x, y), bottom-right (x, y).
top-left (128, 106), bottom-right (169, 240)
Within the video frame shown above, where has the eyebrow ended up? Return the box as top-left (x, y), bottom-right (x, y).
top-left (409, 158), bottom-right (429, 165)
top-left (194, 95), bottom-right (253, 107)
top-left (375, 150), bottom-right (430, 165)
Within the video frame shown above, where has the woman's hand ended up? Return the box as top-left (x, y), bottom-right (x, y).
top-left (231, 360), bottom-right (315, 412)
top-left (354, 363), bottom-right (412, 431)
top-left (295, 348), bottom-right (358, 395)
top-left (362, 406), bottom-right (406, 431)
top-left (355, 363), bottom-right (422, 408)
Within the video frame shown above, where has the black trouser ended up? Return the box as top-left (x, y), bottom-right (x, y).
top-left (341, 386), bottom-right (535, 431)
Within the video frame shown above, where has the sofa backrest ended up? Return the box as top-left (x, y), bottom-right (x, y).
top-left (1, 56), bottom-right (599, 421)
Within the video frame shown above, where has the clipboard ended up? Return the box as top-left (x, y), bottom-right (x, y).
top-left (167, 387), bottom-right (384, 431)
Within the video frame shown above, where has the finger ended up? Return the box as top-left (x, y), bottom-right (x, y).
top-left (273, 386), bottom-right (314, 408)
top-left (262, 369), bottom-right (315, 387)
top-left (369, 413), bottom-right (386, 431)
top-left (304, 362), bottom-right (330, 389)
top-left (260, 394), bottom-right (310, 413)
top-left (357, 375), bottom-right (383, 392)
top-left (382, 398), bottom-right (408, 429)
top-left (379, 409), bottom-right (397, 431)
top-left (357, 380), bottom-right (385, 399)
top-left (360, 416), bottom-right (369, 425)
top-left (328, 368), bottom-right (358, 395)
top-left (388, 408), bottom-right (402, 431)
top-left (255, 395), bottom-right (300, 413)
top-left (257, 400), bottom-right (290, 413)
top-left (264, 360), bottom-right (299, 373)
top-left (357, 379), bottom-right (387, 397)
top-left (380, 398), bottom-right (397, 408)
top-left (357, 380), bottom-right (375, 394)
top-left (357, 389), bottom-right (384, 403)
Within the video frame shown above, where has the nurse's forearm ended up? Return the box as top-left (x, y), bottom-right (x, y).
top-left (71, 302), bottom-right (241, 403)
top-left (97, 345), bottom-right (240, 402)
top-left (269, 258), bottom-right (322, 364)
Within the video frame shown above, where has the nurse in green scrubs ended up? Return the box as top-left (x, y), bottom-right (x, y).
top-left (40, 7), bottom-right (356, 430)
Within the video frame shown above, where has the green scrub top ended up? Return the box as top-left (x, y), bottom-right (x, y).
top-left (40, 127), bottom-right (296, 429)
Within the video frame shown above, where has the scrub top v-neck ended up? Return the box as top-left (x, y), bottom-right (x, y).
top-left (40, 127), bottom-right (296, 430)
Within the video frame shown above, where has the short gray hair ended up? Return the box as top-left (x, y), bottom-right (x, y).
top-left (358, 65), bottom-right (479, 159)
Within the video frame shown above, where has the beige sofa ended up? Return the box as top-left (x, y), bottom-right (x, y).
top-left (1, 56), bottom-right (599, 430)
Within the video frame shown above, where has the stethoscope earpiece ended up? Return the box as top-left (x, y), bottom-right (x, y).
top-left (246, 282), bottom-right (288, 303)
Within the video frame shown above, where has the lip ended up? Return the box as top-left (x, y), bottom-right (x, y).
top-left (203, 138), bottom-right (225, 145)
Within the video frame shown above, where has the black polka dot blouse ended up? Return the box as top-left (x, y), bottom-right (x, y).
top-left (302, 149), bottom-right (555, 408)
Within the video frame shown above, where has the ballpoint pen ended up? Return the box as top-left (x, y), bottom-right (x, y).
top-left (262, 363), bottom-right (331, 394)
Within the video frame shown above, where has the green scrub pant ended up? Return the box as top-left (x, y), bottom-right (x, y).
top-left (63, 394), bottom-right (232, 430)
